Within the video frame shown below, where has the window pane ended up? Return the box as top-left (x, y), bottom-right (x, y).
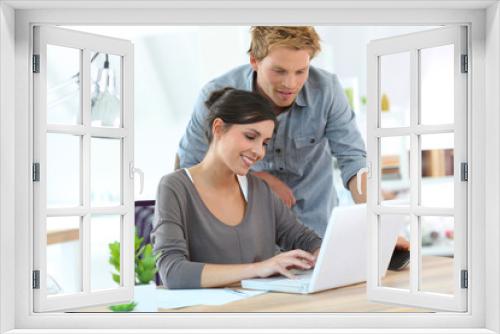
top-left (379, 214), bottom-right (410, 290)
top-left (420, 216), bottom-right (454, 295)
top-left (91, 214), bottom-right (121, 291)
top-left (47, 133), bottom-right (81, 208)
top-left (420, 133), bottom-right (454, 208)
top-left (379, 52), bottom-right (410, 128)
top-left (91, 137), bottom-right (121, 207)
top-left (420, 44), bottom-right (454, 125)
top-left (46, 216), bottom-right (81, 294)
top-left (90, 52), bottom-right (122, 128)
top-left (47, 45), bottom-right (81, 125)
top-left (380, 136), bottom-right (410, 206)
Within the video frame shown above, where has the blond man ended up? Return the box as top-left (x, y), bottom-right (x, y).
top-left (178, 26), bottom-right (369, 238)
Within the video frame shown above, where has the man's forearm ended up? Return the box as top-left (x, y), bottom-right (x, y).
top-left (252, 171), bottom-right (296, 208)
top-left (252, 171), bottom-right (273, 184)
top-left (174, 154), bottom-right (180, 170)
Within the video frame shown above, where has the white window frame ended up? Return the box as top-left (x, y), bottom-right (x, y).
top-left (0, 1), bottom-right (498, 333)
top-left (32, 25), bottom-right (135, 312)
top-left (366, 26), bottom-right (468, 312)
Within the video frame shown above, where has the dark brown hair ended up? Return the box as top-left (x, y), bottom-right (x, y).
top-left (205, 87), bottom-right (277, 143)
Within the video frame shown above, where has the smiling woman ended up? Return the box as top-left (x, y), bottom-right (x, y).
top-left (152, 88), bottom-right (322, 289)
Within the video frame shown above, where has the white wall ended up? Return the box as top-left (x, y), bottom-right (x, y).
top-left (0, 2), bottom-right (16, 333)
top-left (132, 27), bottom-right (251, 198)
top-left (485, 3), bottom-right (500, 333)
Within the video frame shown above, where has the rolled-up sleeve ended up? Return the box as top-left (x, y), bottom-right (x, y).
top-left (151, 177), bottom-right (205, 289)
top-left (177, 87), bottom-right (212, 168)
top-left (325, 75), bottom-right (367, 189)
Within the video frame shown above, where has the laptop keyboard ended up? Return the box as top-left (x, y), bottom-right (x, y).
top-left (265, 269), bottom-right (314, 284)
top-left (290, 268), bottom-right (313, 277)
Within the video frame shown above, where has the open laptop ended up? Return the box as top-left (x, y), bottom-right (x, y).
top-left (241, 204), bottom-right (404, 294)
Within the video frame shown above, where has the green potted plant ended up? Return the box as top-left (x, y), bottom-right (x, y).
top-left (108, 229), bottom-right (158, 312)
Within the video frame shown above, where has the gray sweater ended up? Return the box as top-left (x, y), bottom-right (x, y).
top-left (152, 170), bottom-right (322, 289)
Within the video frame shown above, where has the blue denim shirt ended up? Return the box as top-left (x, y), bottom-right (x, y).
top-left (178, 65), bottom-right (366, 237)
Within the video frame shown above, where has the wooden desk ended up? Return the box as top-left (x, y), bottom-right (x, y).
top-left (47, 228), bottom-right (79, 245)
top-left (159, 256), bottom-right (452, 313)
top-left (159, 283), bottom-right (429, 313)
top-left (78, 256), bottom-right (452, 313)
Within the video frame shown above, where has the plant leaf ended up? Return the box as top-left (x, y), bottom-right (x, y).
top-left (134, 233), bottom-right (143, 253)
top-left (109, 301), bottom-right (137, 312)
top-left (109, 228), bottom-right (158, 285)
top-left (137, 271), bottom-right (154, 284)
top-left (108, 241), bottom-right (121, 271)
top-left (111, 273), bottom-right (120, 284)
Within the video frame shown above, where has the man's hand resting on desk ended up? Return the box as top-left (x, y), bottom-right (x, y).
top-left (395, 236), bottom-right (410, 251)
top-left (253, 171), bottom-right (296, 208)
top-left (254, 249), bottom-right (316, 280)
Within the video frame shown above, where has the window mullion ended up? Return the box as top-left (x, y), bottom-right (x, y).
top-left (46, 206), bottom-right (128, 216)
top-left (415, 124), bottom-right (455, 134)
top-left (81, 48), bottom-right (91, 294)
top-left (82, 214), bottom-right (91, 293)
top-left (46, 124), bottom-right (127, 138)
top-left (409, 48), bottom-right (420, 294)
top-left (374, 125), bottom-right (455, 138)
top-left (82, 48), bottom-right (90, 210)
top-left (121, 50), bottom-right (135, 290)
top-left (46, 124), bottom-right (86, 135)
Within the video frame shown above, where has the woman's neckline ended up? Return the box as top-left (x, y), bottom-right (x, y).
top-left (183, 168), bottom-right (248, 202)
top-left (181, 168), bottom-right (251, 228)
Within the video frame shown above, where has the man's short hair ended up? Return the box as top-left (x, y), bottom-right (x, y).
top-left (248, 26), bottom-right (321, 61)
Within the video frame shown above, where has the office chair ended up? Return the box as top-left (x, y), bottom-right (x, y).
top-left (135, 200), bottom-right (162, 286)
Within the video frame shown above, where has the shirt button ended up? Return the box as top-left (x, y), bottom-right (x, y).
top-left (275, 148), bottom-right (281, 153)
top-left (310, 138), bottom-right (316, 144)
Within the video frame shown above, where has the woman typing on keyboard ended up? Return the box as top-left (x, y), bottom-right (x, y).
top-left (151, 88), bottom-right (322, 289)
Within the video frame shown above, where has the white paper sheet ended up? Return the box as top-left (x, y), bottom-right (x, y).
top-left (130, 283), bottom-right (266, 312)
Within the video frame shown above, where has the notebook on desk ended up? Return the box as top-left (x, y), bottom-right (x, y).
top-left (241, 204), bottom-right (403, 294)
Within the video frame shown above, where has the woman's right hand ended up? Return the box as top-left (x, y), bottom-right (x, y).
top-left (254, 249), bottom-right (317, 279)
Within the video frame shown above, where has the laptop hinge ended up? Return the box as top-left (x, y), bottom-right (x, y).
top-left (461, 270), bottom-right (468, 289)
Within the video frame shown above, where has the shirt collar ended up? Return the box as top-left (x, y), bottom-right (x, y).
top-left (247, 69), bottom-right (309, 109)
top-left (294, 89), bottom-right (308, 108)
